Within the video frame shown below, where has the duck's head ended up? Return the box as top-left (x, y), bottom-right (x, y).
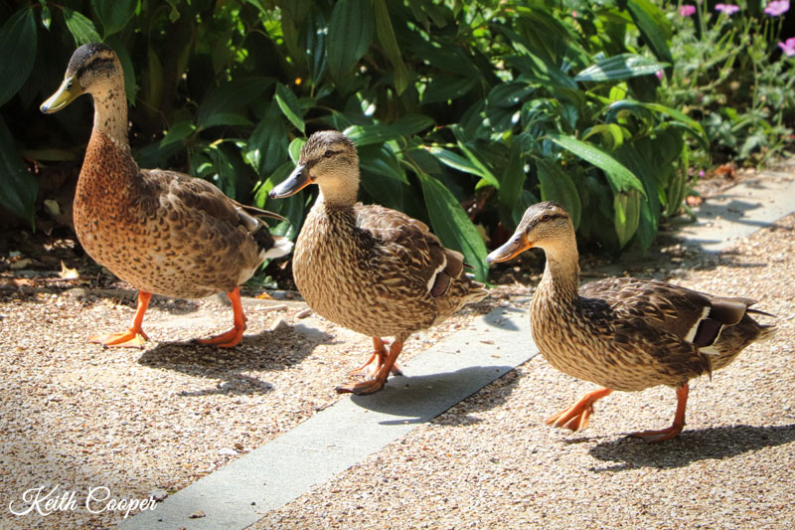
top-left (487, 202), bottom-right (574, 263)
top-left (269, 130), bottom-right (359, 203)
top-left (41, 43), bottom-right (123, 114)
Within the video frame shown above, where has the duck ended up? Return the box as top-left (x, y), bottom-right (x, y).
top-left (487, 201), bottom-right (777, 442)
top-left (40, 43), bottom-right (292, 349)
top-left (269, 130), bottom-right (487, 394)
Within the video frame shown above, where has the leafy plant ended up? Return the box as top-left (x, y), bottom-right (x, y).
top-left (1, 0), bottom-right (714, 281)
top-left (659, 0), bottom-right (795, 166)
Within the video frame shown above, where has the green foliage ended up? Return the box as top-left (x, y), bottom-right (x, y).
top-left (1, 0), bottom-right (728, 279)
top-left (658, 0), bottom-right (795, 166)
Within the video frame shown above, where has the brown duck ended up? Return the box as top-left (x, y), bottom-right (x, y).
top-left (40, 43), bottom-right (292, 348)
top-left (488, 202), bottom-right (777, 442)
top-left (270, 130), bottom-right (487, 394)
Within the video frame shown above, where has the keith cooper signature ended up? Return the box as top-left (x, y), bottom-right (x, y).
top-left (8, 485), bottom-right (157, 519)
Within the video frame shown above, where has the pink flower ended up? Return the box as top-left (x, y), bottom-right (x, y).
top-left (779, 37), bottom-right (795, 56)
top-left (655, 70), bottom-right (665, 80)
top-left (698, 170), bottom-right (705, 178)
top-left (715, 3), bottom-right (741, 14)
top-left (679, 5), bottom-right (696, 16)
top-left (765, 1), bottom-right (790, 16)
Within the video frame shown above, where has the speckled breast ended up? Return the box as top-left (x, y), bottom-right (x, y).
top-left (292, 210), bottom-right (434, 339)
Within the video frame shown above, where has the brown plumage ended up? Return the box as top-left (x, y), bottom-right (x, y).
top-left (41, 43), bottom-right (291, 348)
top-left (270, 130), bottom-right (487, 394)
top-left (488, 201), bottom-right (776, 442)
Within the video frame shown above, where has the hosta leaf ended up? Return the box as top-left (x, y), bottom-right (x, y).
top-left (373, 0), bottom-right (410, 94)
top-left (0, 8), bottom-right (37, 107)
top-left (288, 137), bottom-right (307, 164)
top-left (547, 134), bottom-right (644, 196)
top-left (575, 54), bottom-right (667, 83)
top-left (613, 190), bottom-right (642, 248)
top-left (0, 117), bottom-right (37, 226)
top-left (327, 0), bottom-right (374, 80)
top-left (422, 76), bottom-right (478, 105)
top-left (344, 115), bottom-right (433, 147)
top-left (536, 158), bottom-right (581, 229)
top-left (62, 8), bottom-right (101, 46)
top-left (92, 0), bottom-right (138, 38)
top-left (498, 141), bottom-right (526, 213)
top-left (418, 173), bottom-right (488, 282)
top-left (160, 121), bottom-right (196, 148)
top-left (197, 78), bottom-right (273, 130)
top-left (358, 144), bottom-right (408, 183)
top-left (244, 102), bottom-right (288, 177)
top-left (625, 0), bottom-right (673, 66)
top-left (275, 83), bottom-right (305, 134)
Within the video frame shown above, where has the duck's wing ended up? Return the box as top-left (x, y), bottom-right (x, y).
top-left (580, 277), bottom-right (757, 349)
top-left (141, 169), bottom-right (292, 258)
top-left (354, 203), bottom-right (472, 298)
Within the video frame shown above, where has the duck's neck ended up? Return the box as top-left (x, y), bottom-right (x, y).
top-left (90, 84), bottom-right (129, 151)
top-left (317, 171), bottom-right (360, 208)
top-left (537, 238), bottom-right (581, 304)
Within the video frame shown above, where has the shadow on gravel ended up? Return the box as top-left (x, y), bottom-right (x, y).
top-left (586, 423), bottom-right (795, 472)
top-left (135, 326), bottom-right (335, 396)
top-left (350, 365), bottom-right (516, 425)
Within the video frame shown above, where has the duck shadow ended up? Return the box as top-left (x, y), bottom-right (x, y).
top-left (586, 423), bottom-right (795, 472)
top-left (349, 364), bottom-right (517, 425)
top-left (136, 325), bottom-right (336, 397)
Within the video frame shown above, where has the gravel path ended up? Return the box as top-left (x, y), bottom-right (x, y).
top-left (251, 214), bottom-right (795, 530)
top-left (1, 212), bottom-right (792, 529)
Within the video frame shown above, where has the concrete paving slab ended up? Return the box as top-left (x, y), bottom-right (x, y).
top-left (120, 303), bottom-right (535, 530)
top-left (674, 170), bottom-right (795, 252)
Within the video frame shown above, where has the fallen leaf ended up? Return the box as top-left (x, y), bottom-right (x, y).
top-left (58, 260), bottom-right (80, 279)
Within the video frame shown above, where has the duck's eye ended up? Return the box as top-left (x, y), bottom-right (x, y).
top-left (67, 80), bottom-right (73, 89)
top-left (323, 150), bottom-right (334, 159)
top-left (541, 214), bottom-right (551, 222)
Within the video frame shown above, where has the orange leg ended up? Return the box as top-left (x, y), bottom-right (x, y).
top-left (546, 387), bottom-right (614, 432)
top-left (90, 291), bottom-right (152, 349)
top-left (196, 288), bottom-right (247, 348)
top-left (632, 385), bottom-right (689, 443)
top-left (348, 337), bottom-right (403, 379)
top-left (337, 340), bottom-right (404, 395)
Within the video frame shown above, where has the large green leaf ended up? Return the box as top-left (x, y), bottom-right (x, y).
top-left (358, 144), bottom-right (408, 183)
top-left (344, 115), bottom-right (433, 147)
top-left (160, 121), bottom-right (196, 148)
top-left (197, 78), bottom-right (273, 130)
top-left (299, 10), bottom-right (327, 84)
top-left (422, 76), bottom-right (478, 104)
top-left (0, 8), bottom-right (37, 107)
top-left (613, 190), bottom-right (642, 249)
top-left (606, 100), bottom-right (708, 149)
top-left (327, 0), bottom-right (374, 80)
top-left (62, 8), bottom-right (101, 46)
top-left (418, 173), bottom-right (488, 282)
top-left (0, 117), bottom-right (37, 226)
top-left (373, 0), bottom-right (409, 94)
top-left (244, 102), bottom-right (288, 177)
top-left (614, 144), bottom-right (660, 251)
top-left (575, 54), bottom-right (667, 83)
top-left (92, 0), bottom-right (138, 38)
top-left (625, 0), bottom-right (673, 66)
top-left (535, 158), bottom-right (581, 230)
top-left (497, 141), bottom-right (526, 213)
top-left (274, 83), bottom-right (305, 134)
top-left (547, 134), bottom-right (644, 196)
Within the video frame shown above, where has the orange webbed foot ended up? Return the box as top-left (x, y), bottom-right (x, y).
top-left (348, 338), bottom-right (403, 378)
top-left (630, 424), bottom-right (684, 443)
top-left (195, 288), bottom-right (246, 348)
top-left (336, 376), bottom-right (387, 395)
top-left (90, 328), bottom-right (149, 349)
top-left (338, 339), bottom-right (404, 396)
top-left (545, 388), bottom-right (613, 432)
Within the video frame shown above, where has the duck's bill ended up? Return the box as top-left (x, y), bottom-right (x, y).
top-left (486, 233), bottom-right (532, 263)
top-left (269, 166), bottom-right (310, 199)
top-left (40, 76), bottom-right (82, 114)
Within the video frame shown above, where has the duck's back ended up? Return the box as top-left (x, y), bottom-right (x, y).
top-left (293, 201), bottom-right (485, 339)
